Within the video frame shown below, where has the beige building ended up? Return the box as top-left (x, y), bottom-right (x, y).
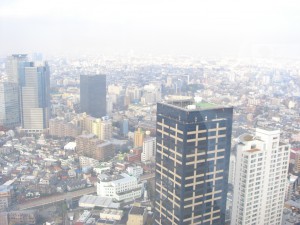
top-left (100, 209), bottom-right (123, 221)
top-left (49, 118), bottom-right (81, 138)
top-left (0, 185), bottom-right (13, 211)
top-left (76, 134), bottom-right (114, 161)
top-left (8, 210), bottom-right (37, 225)
top-left (127, 206), bottom-right (147, 225)
top-left (134, 128), bottom-right (145, 147)
top-left (92, 118), bottom-right (112, 140)
top-left (73, 113), bottom-right (112, 140)
top-left (0, 212), bottom-right (8, 225)
top-left (294, 151), bottom-right (300, 172)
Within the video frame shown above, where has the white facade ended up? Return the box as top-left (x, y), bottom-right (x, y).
top-left (141, 137), bottom-right (156, 162)
top-left (97, 173), bottom-right (142, 202)
top-left (21, 64), bottom-right (50, 133)
top-left (100, 119), bottom-right (112, 141)
top-left (126, 166), bottom-right (143, 178)
top-left (228, 154), bottom-right (236, 185)
top-left (231, 128), bottom-right (290, 225)
top-left (79, 156), bottom-right (99, 168)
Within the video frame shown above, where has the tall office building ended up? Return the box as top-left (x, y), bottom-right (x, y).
top-left (80, 75), bottom-right (106, 118)
top-left (231, 128), bottom-right (290, 225)
top-left (6, 54), bottom-right (28, 83)
top-left (20, 62), bottom-right (50, 133)
top-left (155, 98), bottom-right (233, 225)
top-left (0, 82), bottom-right (20, 128)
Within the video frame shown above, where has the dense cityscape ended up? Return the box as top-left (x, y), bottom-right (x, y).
top-left (0, 54), bottom-right (299, 225)
top-left (1, 1), bottom-right (300, 225)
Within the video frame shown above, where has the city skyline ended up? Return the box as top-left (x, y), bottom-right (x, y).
top-left (0, 1), bottom-right (299, 224)
top-left (1, 0), bottom-right (300, 59)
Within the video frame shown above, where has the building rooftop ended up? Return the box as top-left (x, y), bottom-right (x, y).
top-left (99, 173), bottom-right (137, 184)
top-left (96, 219), bottom-right (115, 224)
top-left (129, 206), bottom-right (145, 215)
top-left (239, 134), bottom-right (255, 142)
top-left (79, 195), bottom-right (120, 209)
top-left (161, 98), bottom-right (226, 111)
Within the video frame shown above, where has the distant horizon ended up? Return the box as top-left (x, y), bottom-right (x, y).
top-left (1, 0), bottom-right (300, 60)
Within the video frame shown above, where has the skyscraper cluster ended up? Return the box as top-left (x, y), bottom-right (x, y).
top-left (154, 97), bottom-right (290, 225)
top-left (0, 54), bottom-right (50, 133)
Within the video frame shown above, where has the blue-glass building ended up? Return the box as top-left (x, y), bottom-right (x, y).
top-left (80, 74), bottom-right (106, 118)
top-left (154, 98), bottom-right (233, 225)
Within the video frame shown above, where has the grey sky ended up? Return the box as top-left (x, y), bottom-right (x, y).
top-left (0, 0), bottom-right (300, 58)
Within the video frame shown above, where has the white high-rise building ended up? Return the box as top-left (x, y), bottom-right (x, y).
top-left (21, 63), bottom-right (50, 133)
top-left (6, 54), bottom-right (28, 83)
top-left (141, 137), bottom-right (156, 162)
top-left (231, 128), bottom-right (290, 225)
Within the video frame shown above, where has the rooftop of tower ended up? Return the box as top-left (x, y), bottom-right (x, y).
top-left (163, 95), bottom-right (226, 111)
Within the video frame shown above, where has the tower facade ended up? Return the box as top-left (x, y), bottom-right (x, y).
top-left (0, 82), bottom-right (20, 128)
top-left (20, 62), bottom-right (50, 133)
top-left (231, 128), bottom-right (290, 225)
top-left (80, 75), bottom-right (106, 118)
top-left (142, 137), bottom-right (156, 162)
top-left (6, 54), bottom-right (28, 83)
top-left (155, 99), bottom-right (233, 225)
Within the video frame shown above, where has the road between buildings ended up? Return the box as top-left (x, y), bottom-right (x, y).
top-left (17, 186), bottom-right (96, 210)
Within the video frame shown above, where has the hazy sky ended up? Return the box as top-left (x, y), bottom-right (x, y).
top-left (0, 0), bottom-right (300, 58)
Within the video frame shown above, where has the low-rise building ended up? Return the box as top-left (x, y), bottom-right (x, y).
top-left (126, 206), bottom-right (147, 225)
top-left (99, 209), bottom-right (123, 221)
top-left (126, 166), bottom-right (143, 178)
top-left (8, 210), bottom-right (37, 225)
top-left (97, 173), bottom-right (142, 202)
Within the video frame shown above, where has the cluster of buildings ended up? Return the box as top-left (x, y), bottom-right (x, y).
top-left (0, 54), bottom-right (300, 224)
top-left (0, 54), bottom-right (50, 133)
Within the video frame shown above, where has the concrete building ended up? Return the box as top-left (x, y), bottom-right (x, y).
top-left (8, 210), bottom-right (37, 225)
top-left (126, 166), bottom-right (143, 178)
top-left (97, 173), bottom-right (142, 202)
top-left (49, 118), bottom-right (81, 138)
top-left (76, 134), bottom-right (114, 161)
top-left (285, 174), bottom-right (299, 201)
top-left (92, 117), bottom-right (112, 141)
top-left (127, 206), bottom-right (147, 225)
top-left (155, 98), bottom-right (233, 225)
top-left (0, 212), bottom-right (8, 225)
top-left (0, 184), bottom-right (13, 212)
top-left (294, 150), bottom-right (300, 173)
top-left (228, 154), bottom-right (236, 185)
top-left (100, 209), bottom-right (123, 221)
top-left (231, 128), bottom-right (290, 225)
top-left (0, 82), bottom-right (20, 128)
top-left (79, 156), bottom-right (99, 168)
top-left (141, 137), bottom-right (156, 162)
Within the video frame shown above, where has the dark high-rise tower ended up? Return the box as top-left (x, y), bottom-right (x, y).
top-left (80, 75), bottom-right (106, 118)
top-left (154, 98), bottom-right (233, 225)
